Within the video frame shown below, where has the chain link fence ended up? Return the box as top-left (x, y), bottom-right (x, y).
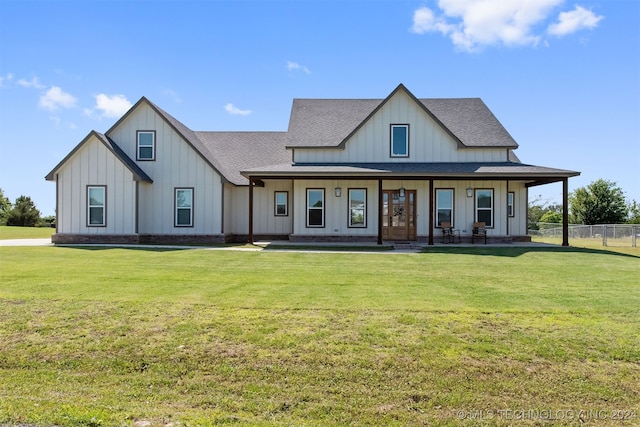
top-left (529, 223), bottom-right (639, 247)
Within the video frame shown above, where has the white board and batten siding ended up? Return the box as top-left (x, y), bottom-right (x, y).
top-left (56, 135), bottom-right (137, 234)
top-left (226, 181), bottom-right (293, 236)
top-left (436, 180), bottom-right (528, 236)
top-left (288, 179), bottom-right (528, 238)
top-left (107, 103), bottom-right (223, 235)
top-left (294, 90), bottom-right (508, 164)
top-left (291, 179), bottom-right (379, 237)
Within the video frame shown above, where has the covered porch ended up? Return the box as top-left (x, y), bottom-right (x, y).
top-left (243, 162), bottom-right (579, 246)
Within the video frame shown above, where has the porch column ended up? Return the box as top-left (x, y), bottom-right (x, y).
top-left (428, 179), bottom-right (434, 245)
top-left (249, 178), bottom-right (254, 245)
top-left (506, 179), bottom-right (510, 236)
top-left (562, 177), bottom-right (569, 246)
top-left (377, 178), bottom-right (383, 245)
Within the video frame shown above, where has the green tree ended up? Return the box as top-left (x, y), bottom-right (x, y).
top-left (527, 197), bottom-right (562, 230)
top-left (628, 200), bottom-right (640, 224)
top-left (6, 195), bottom-right (41, 227)
top-left (539, 211), bottom-right (562, 223)
top-left (569, 179), bottom-right (628, 225)
top-left (0, 188), bottom-right (11, 225)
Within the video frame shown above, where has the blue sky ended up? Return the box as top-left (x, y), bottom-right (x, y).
top-left (1, 0), bottom-right (638, 216)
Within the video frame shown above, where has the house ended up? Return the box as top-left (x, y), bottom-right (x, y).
top-left (46, 84), bottom-right (579, 246)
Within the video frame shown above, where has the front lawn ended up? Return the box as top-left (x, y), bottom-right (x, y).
top-left (0, 246), bottom-right (638, 426)
top-left (0, 225), bottom-right (55, 240)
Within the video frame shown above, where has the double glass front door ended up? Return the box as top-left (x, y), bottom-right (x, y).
top-left (382, 190), bottom-right (416, 241)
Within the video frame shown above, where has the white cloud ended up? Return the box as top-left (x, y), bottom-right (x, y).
top-left (548, 5), bottom-right (603, 36)
top-left (0, 73), bottom-right (14, 87)
top-left (17, 76), bottom-right (45, 89)
top-left (39, 86), bottom-right (78, 111)
top-left (92, 93), bottom-right (132, 118)
top-left (287, 61), bottom-right (311, 74)
top-left (225, 103), bottom-right (252, 116)
top-left (411, 1), bottom-right (602, 52)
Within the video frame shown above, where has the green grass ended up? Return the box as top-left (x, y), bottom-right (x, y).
top-left (0, 225), bottom-right (55, 240)
top-left (1, 246), bottom-right (639, 426)
top-left (532, 235), bottom-right (640, 256)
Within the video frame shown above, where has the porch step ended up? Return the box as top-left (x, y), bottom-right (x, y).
top-left (392, 241), bottom-right (423, 251)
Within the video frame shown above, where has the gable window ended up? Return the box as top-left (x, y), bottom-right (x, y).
top-left (274, 191), bottom-right (288, 216)
top-left (137, 130), bottom-right (155, 161)
top-left (175, 188), bottom-right (193, 227)
top-left (87, 186), bottom-right (106, 227)
top-left (507, 192), bottom-right (515, 217)
top-left (435, 189), bottom-right (454, 227)
top-left (349, 189), bottom-right (367, 228)
top-left (475, 189), bottom-right (494, 228)
top-left (390, 124), bottom-right (409, 157)
top-left (306, 189), bottom-right (324, 227)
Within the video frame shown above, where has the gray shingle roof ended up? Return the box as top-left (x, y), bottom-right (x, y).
top-left (195, 132), bottom-right (289, 185)
top-left (52, 85), bottom-right (575, 186)
top-left (242, 162), bottom-right (579, 178)
top-left (286, 85), bottom-right (518, 149)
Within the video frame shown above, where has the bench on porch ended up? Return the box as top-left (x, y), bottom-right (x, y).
top-left (471, 222), bottom-right (487, 244)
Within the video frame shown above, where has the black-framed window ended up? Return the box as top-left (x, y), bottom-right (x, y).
top-left (87, 185), bottom-right (106, 227)
top-left (175, 188), bottom-right (193, 227)
top-left (348, 188), bottom-right (367, 228)
top-left (475, 189), bottom-right (494, 228)
top-left (275, 191), bottom-right (288, 216)
top-left (390, 124), bottom-right (409, 157)
top-left (306, 188), bottom-right (324, 227)
top-left (137, 130), bottom-right (156, 161)
top-left (435, 188), bottom-right (454, 227)
top-left (507, 192), bottom-right (515, 217)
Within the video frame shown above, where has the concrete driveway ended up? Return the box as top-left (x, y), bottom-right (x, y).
top-left (0, 239), bottom-right (53, 247)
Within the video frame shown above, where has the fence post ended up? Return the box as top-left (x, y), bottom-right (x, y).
top-left (603, 225), bottom-right (607, 246)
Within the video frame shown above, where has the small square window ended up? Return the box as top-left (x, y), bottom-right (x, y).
top-left (390, 124), bottom-right (409, 157)
top-left (137, 131), bottom-right (155, 161)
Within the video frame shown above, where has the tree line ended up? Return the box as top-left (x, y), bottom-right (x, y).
top-left (529, 179), bottom-right (640, 227)
top-left (0, 188), bottom-right (54, 227)
top-left (2, 180), bottom-right (639, 229)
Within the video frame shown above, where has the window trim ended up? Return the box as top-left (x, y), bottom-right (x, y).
top-left (174, 187), bottom-right (194, 227)
top-left (348, 188), bottom-right (367, 228)
top-left (475, 188), bottom-right (494, 228)
top-left (274, 191), bottom-right (289, 216)
top-left (306, 188), bottom-right (325, 228)
top-left (507, 192), bottom-right (515, 217)
top-left (390, 124), bottom-right (409, 158)
top-left (136, 130), bottom-right (156, 161)
top-left (435, 188), bottom-right (454, 228)
top-left (86, 185), bottom-right (106, 227)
